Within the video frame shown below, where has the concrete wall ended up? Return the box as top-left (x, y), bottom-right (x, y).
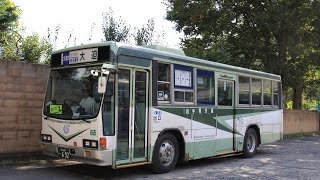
top-left (0, 61), bottom-right (49, 154)
top-left (283, 110), bottom-right (320, 135)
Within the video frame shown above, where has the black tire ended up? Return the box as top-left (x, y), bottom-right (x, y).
top-left (151, 133), bottom-right (179, 174)
top-left (242, 128), bottom-right (258, 158)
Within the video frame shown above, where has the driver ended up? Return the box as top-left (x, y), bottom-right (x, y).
top-left (79, 87), bottom-right (95, 115)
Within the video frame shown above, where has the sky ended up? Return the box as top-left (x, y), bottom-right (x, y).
top-left (12, 0), bottom-right (184, 50)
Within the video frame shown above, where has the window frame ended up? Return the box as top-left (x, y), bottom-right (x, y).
top-left (238, 76), bottom-right (251, 106)
top-left (157, 62), bottom-right (171, 104)
top-left (217, 79), bottom-right (234, 107)
top-left (196, 69), bottom-right (215, 106)
top-left (272, 81), bottom-right (280, 107)
top-left (237, 75), bottom-right (281, 108)
top-left (172, 64), bottom-right (195, 105)
top-left (251, 78), bottom-right (262, 107)
top-left (262, 79), bottom-right (272, 106)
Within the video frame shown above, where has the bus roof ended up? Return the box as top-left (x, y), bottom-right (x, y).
top-left (52, 41), bottom-right (281, 81)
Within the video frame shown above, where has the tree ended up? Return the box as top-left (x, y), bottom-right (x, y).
top-left (0, 0), bottom-right (20, 60)
top-left (165, 0), bottom-right (320, 109)
top-left (20, 33), bottom-right (52, 64)
top-left (0, 0), bottom-right (20, 33)
top-left (102, 7), bottom-right (131, 43)
top-left (134, 18), bottom-right (156, 46)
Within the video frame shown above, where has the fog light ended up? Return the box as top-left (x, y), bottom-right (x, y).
top-left (84, 150), bottom-right (91, 157)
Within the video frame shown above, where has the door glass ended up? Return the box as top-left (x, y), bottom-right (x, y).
top-left (117, 69), bottom-right (130, 160)
top-left (103, 74), bottom-right (115, 136)
top-left (134, 71), bottom-right (147, 158)
top-left (218, 80), bottom-right (233, 106)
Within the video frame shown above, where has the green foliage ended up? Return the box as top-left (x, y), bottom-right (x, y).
top-left (102, 8), bottom-right (131, 43)
top-left (182, 37), bottom-right (235, 64)
top-left (0, 0), bottom-right (20, 33)
top-left (20, 33), bottom-right (52, 64)
top-left (304, 69), bottom-right (320, 100)
top-left (1, 28), bottom-right (52, 64)
top-left (0, 0), bottom-right (20, 60)
top-left (134, 18), bottom-right (156, 46)
top-left (165, 0), bottom-right (320, 109)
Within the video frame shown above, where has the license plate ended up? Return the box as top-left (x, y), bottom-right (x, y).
top-left (57, 147), bottom-right (71, 159)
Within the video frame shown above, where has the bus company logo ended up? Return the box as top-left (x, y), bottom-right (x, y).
top-left (63, 124), bottom-right (70, 134)
top-left (61, 52), bottom-right (79, 65)
top-left (153, 110), bottom-right (162, 122)
top-left (61, 52), bottom-right (70, 65)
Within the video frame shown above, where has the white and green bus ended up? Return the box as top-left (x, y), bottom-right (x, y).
top-left (41, 41), bottom-right (283, 173)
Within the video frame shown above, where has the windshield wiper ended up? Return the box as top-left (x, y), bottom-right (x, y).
top-left (78, 118), bottom-right (91, 123)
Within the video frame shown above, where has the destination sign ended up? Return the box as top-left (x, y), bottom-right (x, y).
top-left (61, 48), bottom-right (98, 65)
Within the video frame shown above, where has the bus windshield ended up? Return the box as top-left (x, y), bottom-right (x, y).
top-left (43, 66), bottom-right (104, 120)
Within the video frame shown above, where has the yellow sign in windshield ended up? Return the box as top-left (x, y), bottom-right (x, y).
top-left (50, 105), bottom-right (62, 115)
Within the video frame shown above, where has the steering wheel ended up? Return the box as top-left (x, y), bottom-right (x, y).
top-left (63, 99), bottom-right (83, 115)
top-left (64, 99), bottom-right (82, 108)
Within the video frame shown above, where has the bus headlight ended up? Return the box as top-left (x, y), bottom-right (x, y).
top-left (41, 134), bottom-right (52, 143)
top-left (83, 139), bottom-right (98, 149)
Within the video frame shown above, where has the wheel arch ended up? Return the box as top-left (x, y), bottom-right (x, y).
top-left (246, 124), bottom-right (261, 146)
top-left (157, 128), bottom-right (185, 163)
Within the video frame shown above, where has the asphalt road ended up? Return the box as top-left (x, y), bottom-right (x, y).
top-left (1, 135), bottom-right (319, 180)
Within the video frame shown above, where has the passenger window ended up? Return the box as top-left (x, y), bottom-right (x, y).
top-left (173, 64), bottom-right (194, 104)
top-left (272, 81), bottom-right (279, 106)
top-left (252, 78), bottom-right (262, 105)
top-left (218, 80), bottom-right (233, 106)
top-left (263, 80), bottom-right (272, 105)
top-left (197, 70), bottom-right (215, 105)
top-left (238, 76), bottom-right (250, 105)
top-left (157, 63), bottom-right (171, 103)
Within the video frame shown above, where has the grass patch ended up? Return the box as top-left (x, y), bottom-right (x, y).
top-left (284, 132), bottom-right (320, 139)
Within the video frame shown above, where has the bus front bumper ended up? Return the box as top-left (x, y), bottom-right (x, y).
top-left (40, 142), bottom-right (113, 166)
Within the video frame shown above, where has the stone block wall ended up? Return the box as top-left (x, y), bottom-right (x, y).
top-left (0, 61), bottom-right (49, 154)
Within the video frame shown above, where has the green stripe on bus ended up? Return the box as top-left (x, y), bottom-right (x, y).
top-left (156, 107), bottom-right (278, 135)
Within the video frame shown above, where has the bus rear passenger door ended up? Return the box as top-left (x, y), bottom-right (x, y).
top-left (215, 72), bottom-right (236, 154)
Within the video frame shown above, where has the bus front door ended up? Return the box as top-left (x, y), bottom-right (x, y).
top-left (116, 68), bottom-right (149, 165)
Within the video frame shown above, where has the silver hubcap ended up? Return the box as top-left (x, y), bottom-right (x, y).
top-left (247, 133), bottom-right (256, 153)
top-left (159, 140), bottom-right (175, 166)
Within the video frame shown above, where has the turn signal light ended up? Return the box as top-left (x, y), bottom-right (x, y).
top-left (100, 137), bottom-right (107, 149)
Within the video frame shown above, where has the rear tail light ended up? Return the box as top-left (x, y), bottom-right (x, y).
top-left (100, 137), bottom-right (107, 149)
top-left (41, 134), bottom-right (52, 142)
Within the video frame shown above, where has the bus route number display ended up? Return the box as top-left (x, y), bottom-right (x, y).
top-left (61, 48), bottom-right (98, 65)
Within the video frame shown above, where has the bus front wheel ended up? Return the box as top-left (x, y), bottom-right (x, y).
top-left (151, 133), bottom-right (179, 173)
top-left (242, 128), bottom-right (258, 158)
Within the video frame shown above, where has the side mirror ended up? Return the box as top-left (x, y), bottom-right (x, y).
top-left (98, 76), bottom-right (107, 94)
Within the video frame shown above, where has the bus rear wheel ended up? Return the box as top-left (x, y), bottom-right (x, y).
top-left (242, 128), bottom-right (258, 158)
top-left (151, 133), bottom-right (179, 174)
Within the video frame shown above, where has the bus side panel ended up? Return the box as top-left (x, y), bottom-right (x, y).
top-left (150, 107), bottom-right (194, 160)
top-left (235, 109), bottom-right (283, 147)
